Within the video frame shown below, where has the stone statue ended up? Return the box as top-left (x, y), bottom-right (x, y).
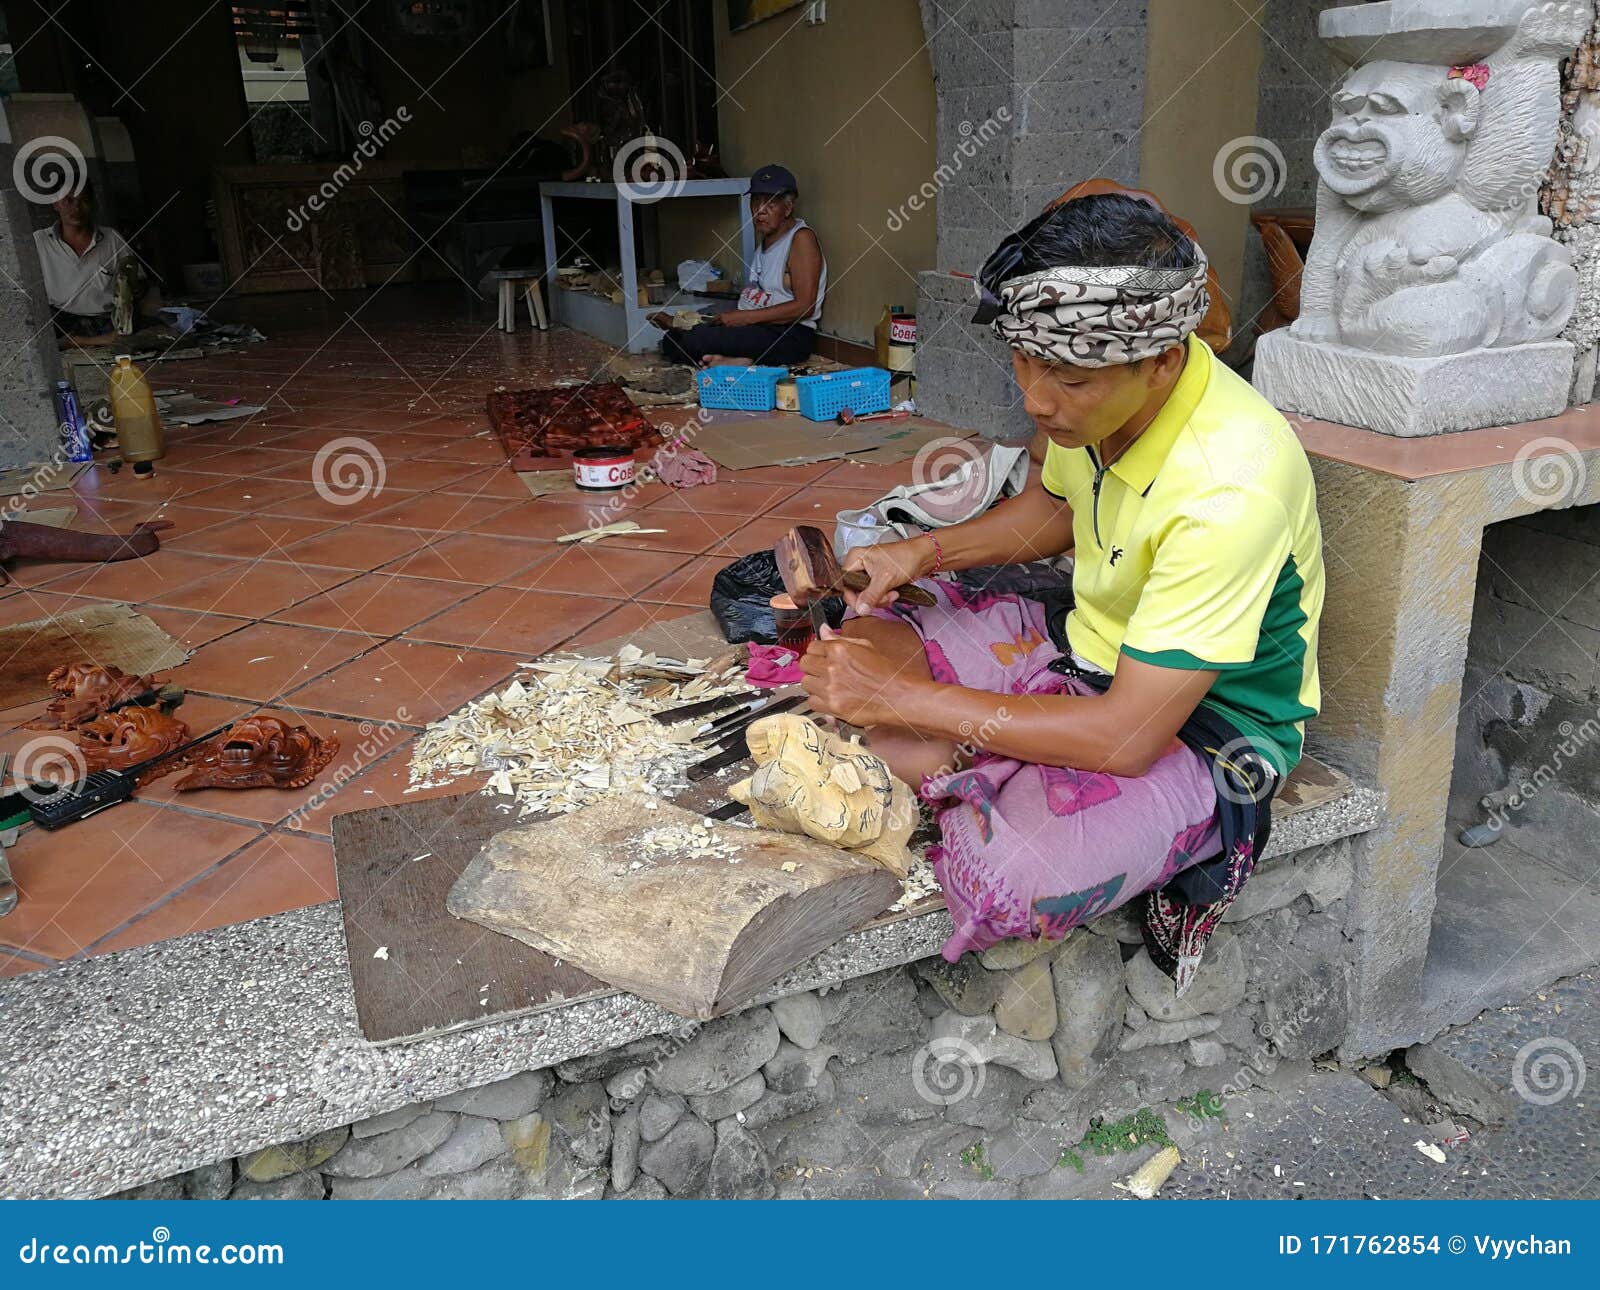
top-left (1254, 0), bottom-right (1594, 436)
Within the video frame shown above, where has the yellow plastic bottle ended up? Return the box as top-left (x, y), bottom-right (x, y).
top-left (108, 355), bottom-right (165, 475)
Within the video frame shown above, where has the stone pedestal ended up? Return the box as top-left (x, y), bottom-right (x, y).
top-left (1256, 331), bottom-right (1575, 436)
top-left (1295, 405), bottom-right (1600, 1052)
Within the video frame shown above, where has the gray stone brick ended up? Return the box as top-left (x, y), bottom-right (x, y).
top-left (1468, 596), bottom-right (1598, 702)
top-left (1018, 0), bottom-right (1147, 29)
top-left (1484, 523), bottom-right (1600, 633)
top-left (1014, 25), bottom-right (1147, 84)
top-left (1012, 133), bottom-right (1141, 192)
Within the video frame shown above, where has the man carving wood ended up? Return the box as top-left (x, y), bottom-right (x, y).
top-left (798, 194), bottom-right (1326, 990)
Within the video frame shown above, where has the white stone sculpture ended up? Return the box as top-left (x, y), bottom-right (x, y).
top-left (1254, 0), bottom-right (1593, 437)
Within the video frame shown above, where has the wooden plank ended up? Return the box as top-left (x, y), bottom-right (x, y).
top-left (332, 792), bottom-right (608, 1045)
top-left (1276, 755), bottom-right (1353, 816)
top-left (447, 793), bottom-right (901, 1020)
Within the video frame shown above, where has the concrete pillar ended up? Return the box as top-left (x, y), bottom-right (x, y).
top-left (1312, 463), bottom-right (1485, 1051)
top-left (0, 106), bottom-right (67, 471)
top-left (913, 0), bottom-right (1150, 439)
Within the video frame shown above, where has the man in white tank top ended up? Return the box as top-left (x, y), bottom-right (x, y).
top-left (657, 163), bottom-right (827, 368)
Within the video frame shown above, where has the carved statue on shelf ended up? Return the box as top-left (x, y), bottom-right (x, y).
top-left (1250, 208), bottom-right (1316, 337)
top-left (174, 716), bottom-right (338, 791)
top-left (77, 707), bottom-right (191, 784)
top-left (1252, 0), bottom-right (1593, 437)
top-left (27, 663), bottom-right (164, 730)
top-left (1298, 58), bottom-right (1575, 356)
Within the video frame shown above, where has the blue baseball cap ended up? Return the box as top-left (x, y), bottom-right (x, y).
top-left (749, 163), bottom-right (798, 196)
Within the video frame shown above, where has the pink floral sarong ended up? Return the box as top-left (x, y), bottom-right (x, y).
top-left (867, 583), bottom-right (1221, 961)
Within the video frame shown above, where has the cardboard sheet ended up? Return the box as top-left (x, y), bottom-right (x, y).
top-left (0, 602), bottom-right (189, 711)
top-left (693, 413), bottom-right (965, 470)
top-left (8, 506), bottom-right (78, 528)
top-left (158, 394), bottom-right (266, 426)
top-left (0, 460), bottom-right (89, 498)
top-left (516, 468), bottom-right (581, 499)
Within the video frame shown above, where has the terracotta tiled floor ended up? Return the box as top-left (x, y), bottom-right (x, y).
top-left (0, 287), bottom-right (923, 973)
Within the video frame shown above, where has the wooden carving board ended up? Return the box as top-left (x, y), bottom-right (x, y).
top-left (448, 792), bottom-right (901, 1021)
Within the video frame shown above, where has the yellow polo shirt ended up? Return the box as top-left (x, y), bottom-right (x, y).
top-left (1040, 335), bottom-right (1324, 775)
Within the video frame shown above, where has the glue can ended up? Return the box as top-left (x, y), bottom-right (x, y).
top-left (573, 445), bottom-right (636, 491)
top-left (53, 380), bottom-right (92, 462)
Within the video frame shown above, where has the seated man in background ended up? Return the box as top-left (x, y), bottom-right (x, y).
top-left (33, 181), bottom-right (141, 340)
top-left (654, 163), bottom-right (826, 368)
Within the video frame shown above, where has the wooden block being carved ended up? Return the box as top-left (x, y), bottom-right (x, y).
top-left (446, 792), bottom-right (901, 1020)
top-left (730, 714), bottom-right (917, 878)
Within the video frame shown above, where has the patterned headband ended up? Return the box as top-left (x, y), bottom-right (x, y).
top-left (988, 254), bottom-right (1211, 368)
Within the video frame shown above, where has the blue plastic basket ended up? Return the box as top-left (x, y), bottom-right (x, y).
top-left (795, 367), bottom-right (892, 423)
top-left (695, 365), bottom-right (789, 411)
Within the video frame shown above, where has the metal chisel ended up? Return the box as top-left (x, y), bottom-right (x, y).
top-left (696, 693), bottom-right (805, 744)
top-left (651, 690), bottom-right (752, 726)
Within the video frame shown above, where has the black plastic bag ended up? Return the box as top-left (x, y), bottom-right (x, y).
top-left (709, 549), bottom-right (845, 644)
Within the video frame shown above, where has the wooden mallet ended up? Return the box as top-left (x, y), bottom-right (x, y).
top-left (773, 525), bottom-right (936, 631)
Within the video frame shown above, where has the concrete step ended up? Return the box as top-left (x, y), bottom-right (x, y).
top-left (1417, 843), bottom-right (1600, 1036)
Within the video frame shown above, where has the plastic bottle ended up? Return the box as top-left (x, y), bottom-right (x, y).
top-left (53, 380), bottom-right (92, 463)
top-left (107, 355), bottom-right (165, 475)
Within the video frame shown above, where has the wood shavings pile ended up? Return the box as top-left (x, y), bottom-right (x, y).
top-left (407, 647), bottom-right (748, 816)
top-left (634, 822), bottom-right (740, 863)
top-left (889, 855), bottom-right (940, 912)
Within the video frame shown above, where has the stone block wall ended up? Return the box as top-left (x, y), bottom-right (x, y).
top-left (1235, 0), bottom-right (1343, 361)
top-left (1450, 506), bottom-right (1600, 883)
top-left (117, 840), bottom-right (1358, 1200)
top-left (912, 0), bottom-right (1149, 441)
top-left (0, 132), bottom-right (69, 470)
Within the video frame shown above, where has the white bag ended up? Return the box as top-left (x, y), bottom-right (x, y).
top-left (677, 259), bottom-right (723, 292)
top-left (833, 442), bottom-right (1030, 556)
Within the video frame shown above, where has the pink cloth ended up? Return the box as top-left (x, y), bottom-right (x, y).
top-left (746, 643), bottom-right (803, 688)
top-left (864, 583), bottom-right (1221, 960)
top-left (655, 442), bottom-right (718, 489)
